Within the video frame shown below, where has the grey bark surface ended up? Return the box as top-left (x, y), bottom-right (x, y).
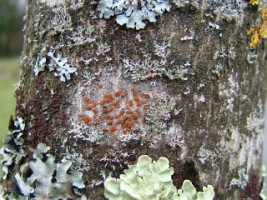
top-left (1, 0), bottom-right (267, 199)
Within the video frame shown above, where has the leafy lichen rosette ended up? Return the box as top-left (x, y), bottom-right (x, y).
top-left (98, 0), bottom-right (171, 30)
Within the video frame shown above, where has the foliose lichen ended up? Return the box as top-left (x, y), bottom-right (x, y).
top-left (34, 48), bottom-right (77, 82)
top-left (0, 116), bottom-right (25, 180)
top-left (97, 0), bottom-right (171, 30)
top-left (12, 143), bottom-right (86, 199)
top-left (104, 155), bottom-right (215, 200)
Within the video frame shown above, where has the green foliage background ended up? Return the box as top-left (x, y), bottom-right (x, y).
top-left (0, 57), bottom-right (19, 145)
top-left (0, 0), bottom-right (24, 146)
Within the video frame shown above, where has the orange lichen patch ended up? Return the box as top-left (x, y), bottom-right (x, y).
top-left (128, 100), bottom-right (134, 107)
top-left (132, 112), bottom-right (139, 120)
top-left (133, 96), bottom-right (141, 102)
top-left (102, 106), bottom-right (110, 114)
top-left (114, 91), bottom-right (121, 97)
top-left (250, 31), bottom-right (260, 47)
top-left (98, 83), bottom-right (104, 88)
top-left (92, 107), bottom-right (98, 113)
top-left (86, 104), bottom-right (96, 110)
top-left (121, 92), bottom-right (127, 97)
top-left (136, 101), bottom-right (142, 107)
top-left (130, 87), bottom-right (138, 95)
top-left (141, 93), bottom-right (150, 99)
top-left (106, 114), bottom-right (112, 119)
top-left (105, 94), bottom-right (114, 101)
top-left (144, 105), bottom-right (150, 110)
top-left (247, 7), bottom-right (267, 47)
top-left (142, 99), bottom-right (147, 104)
top-left (110, 125), bottom-right (117, 132)
top-left (80, 85), bottom-right (154, 135)
top-left (125, 120), bottom-right (132, 128)
top-left (259, 24), bottom-right (267, 38)
top-left (113, 100), bottom-right (120, 107)
top-left (80, 116), bottom-right (91, 124)
top-left (83, 96), bottom-right (90, 103)
top-left (107, 120), bottom-right (113, 125)
top-left (100, 100), bottom-right (106, 105)
top-left (126, 110), bottom-right (133, 115)
top-left (126, 116), bottom-right (132, 120)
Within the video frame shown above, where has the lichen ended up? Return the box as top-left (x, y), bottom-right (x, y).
top-left (247, 7), bottom-right (267, 47)
top-left (218, 72), bottom-right (239, 112)
top-left (230, 168), bottom-right (249, 189)
top-left (123, 58), bottom-right (192, 82)
top-left (10, 143), bottom-right (86, 199)
top-left (249, 0), bottom-right (259, 6)
top-left (97, 0), bottom-right (171, 30)
top-left (34, 48), bottom-right (77, 82)
top-left (0, 116), bottom-right (25, 180)
top-left (104, 155), bottom-right (215, 200)
top-left (197, 146), bottom-right (214, 165)
top-left (205, 0), bottom-right (247, 25)
top-left (173, 0), bottom-right (200, 8)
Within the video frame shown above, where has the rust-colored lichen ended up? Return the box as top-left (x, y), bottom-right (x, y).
top-left (80, 84), bottom-right (152, 135)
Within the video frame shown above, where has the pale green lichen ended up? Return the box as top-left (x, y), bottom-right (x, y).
top-left (104, 155), bottom-right (215, 200)
top-left (10, 143), bottom-right (86, 199)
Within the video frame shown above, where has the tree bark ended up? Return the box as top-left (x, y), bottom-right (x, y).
top-left (1, 0), bottom-right (267, 199)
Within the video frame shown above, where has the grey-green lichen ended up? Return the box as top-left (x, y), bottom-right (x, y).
top-left (230, 168), bottom-right (249, 189)
top-left (97, 0), bottom-right (171, 30)
top-left (0, 116), bottom-right (25, 180)
top-left (10, 143), bottom-right (86, 199)
top-left (34, 48), bottom-right (77, 82)
top-left (97, 0), bottom-right (254, 30)
top-left (123, 58), bottom-right (192, 82)
top-left (104, 155), bottom-right (215, 200)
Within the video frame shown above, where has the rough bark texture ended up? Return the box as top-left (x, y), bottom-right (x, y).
top-left (1, 0), bottom-right (267, 199)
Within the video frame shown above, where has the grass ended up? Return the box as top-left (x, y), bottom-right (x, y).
top-left (0, 57), bottom-right (20, 146)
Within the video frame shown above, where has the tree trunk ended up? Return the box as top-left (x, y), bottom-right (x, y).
top-left (1, 0), bottom-right (267, 199)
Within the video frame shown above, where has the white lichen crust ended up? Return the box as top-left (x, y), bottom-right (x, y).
top-left (98, 0), bottom-right (171, 29)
